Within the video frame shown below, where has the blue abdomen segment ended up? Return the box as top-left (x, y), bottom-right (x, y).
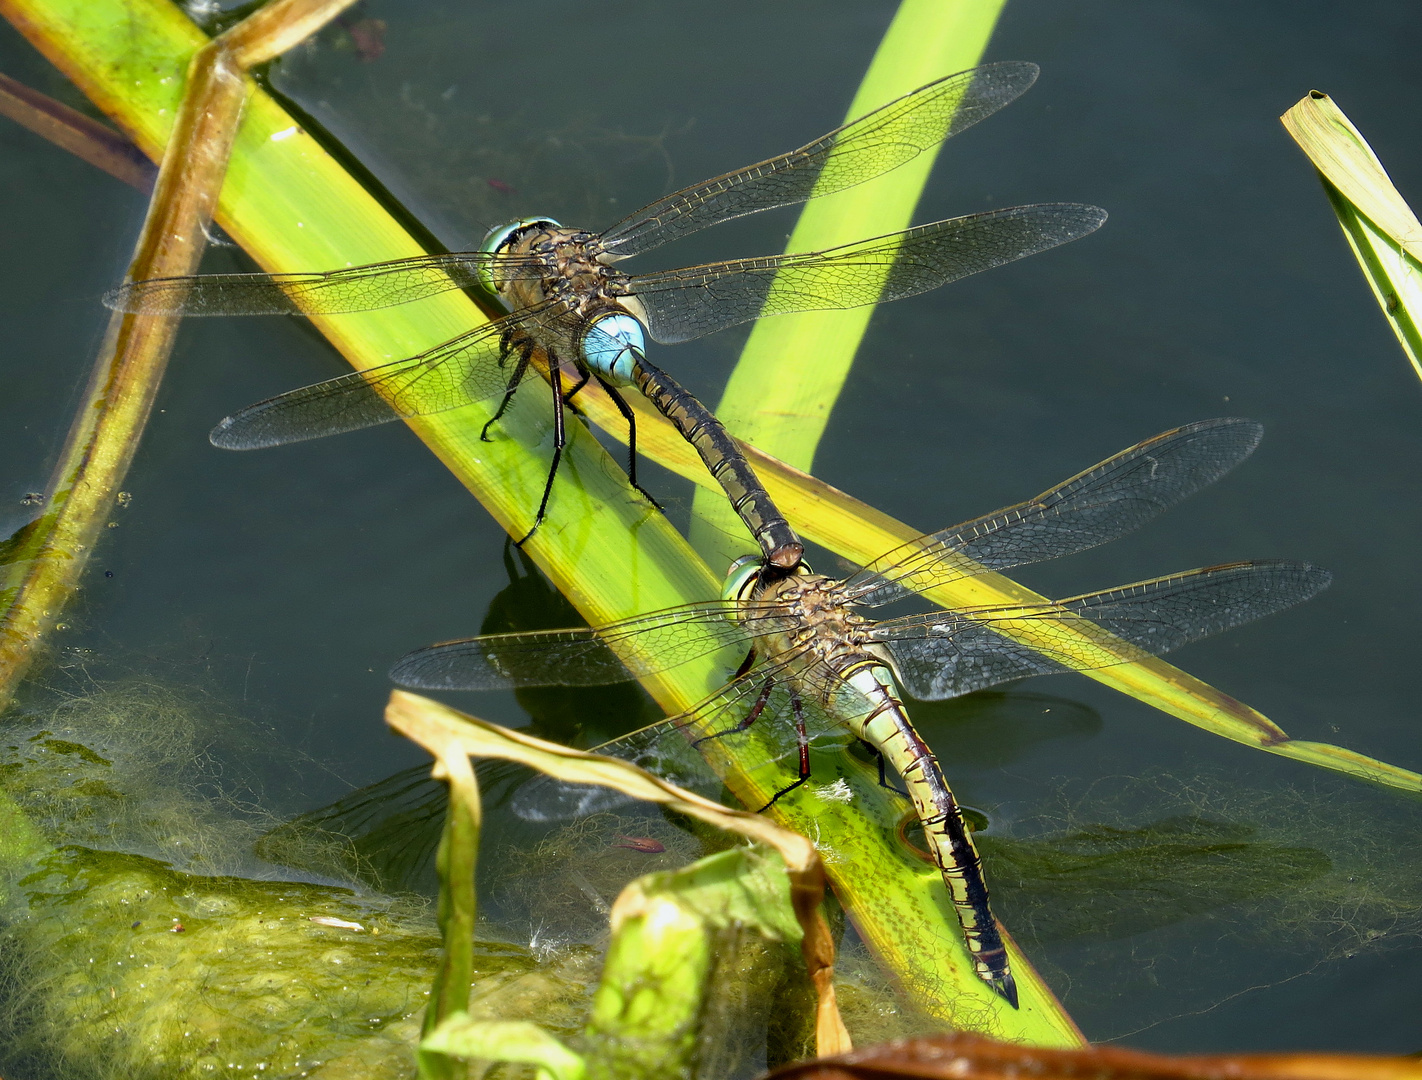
top-left (583, 313), bottom-right (645, 386)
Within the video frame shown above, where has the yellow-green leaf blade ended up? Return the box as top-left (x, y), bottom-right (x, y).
top-left (1282, 91), bottom-right (1422, 382)
top-left (689, 0), bottom-right (1011, 564)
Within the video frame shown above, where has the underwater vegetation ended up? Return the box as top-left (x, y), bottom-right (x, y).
top-left (0, 677), bottom-right (1416, 1075)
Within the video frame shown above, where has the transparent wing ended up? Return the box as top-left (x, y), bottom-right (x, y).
top-left (843, 418), bottom-right (1265, 607)
top-left (209, 313), bottom-right (531, 449)
top-left (872, 561), bottom-right (1331, 701)
top-left (509, 655), bottom-right (864, 822)
top-left (208, 302), bottom-right (629, 449)
top-left (389, 601), bottom-right (764, 690)
top-left (598, 62), bottom-right (1039, 257)
top-left (627, 204), bottom-right (1106, 344)
top-left (103, 250), bottom-right (547, 316)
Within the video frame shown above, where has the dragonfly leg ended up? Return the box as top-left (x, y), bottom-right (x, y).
top-left (860, 738), bottom-right (910, 800)
top-left (481, 340), bottom-right (535, 442)
top-left (561, 367), bottom-right (591, 405)
top-left (757, 686), bottom-right (812, 812)
top-left (731, 647), bottom-right (757, 680)
top-left (692, 673), bottom-right (776, 751)
top-left (515, 363), bottom-right (567, 546)
top-left (596, 376), bottom-right (664, 512)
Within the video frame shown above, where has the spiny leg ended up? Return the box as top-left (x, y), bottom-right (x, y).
top-left (693, 674), bottom-right (776, 751)
top-left (515, 362), bottom-right (567, 547)
top-left (561, 367), bottom-right (591, 406)
top-left (596, 376), bottom-right (663, 512)
top-left (481, 339), bottom-right (535, 442)
top-left (758, 686), bottom-right (811, 811)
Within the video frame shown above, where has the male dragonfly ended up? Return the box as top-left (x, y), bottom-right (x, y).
top-left (388, 419), bottom-right (1331, 1007)
top-left (106, 62), bottom-right (1105, 567)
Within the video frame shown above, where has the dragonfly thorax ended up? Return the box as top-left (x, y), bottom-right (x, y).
top-left (490, 223), bottom-right (636, 326)
top-left (755, 573), bottom-right (877, 664)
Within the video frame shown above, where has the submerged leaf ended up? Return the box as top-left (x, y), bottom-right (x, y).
top-left (981, 815), bottom-right (1330, 943)
top-left (422, 1016), bottom-right (587, 1080)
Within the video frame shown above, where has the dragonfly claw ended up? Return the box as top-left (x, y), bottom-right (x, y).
top-left (988, 970), bottom-right (1020, 1010)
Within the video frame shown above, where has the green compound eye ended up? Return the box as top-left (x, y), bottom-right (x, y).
top-left (721, 555), bottom-right (762, 603)
top-left (722, 555), bottom-right (813, 603)
top-left (478, 216), bottom-right (561, 255)
top-left (477, 218), bottom-right (562, 304)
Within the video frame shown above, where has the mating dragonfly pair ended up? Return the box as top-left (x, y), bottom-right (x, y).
top-left (110, 66), bottom-right (1327, 1007)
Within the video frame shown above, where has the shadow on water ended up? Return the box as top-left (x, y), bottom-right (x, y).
top-left (475, 542), bottom-right (665, 750)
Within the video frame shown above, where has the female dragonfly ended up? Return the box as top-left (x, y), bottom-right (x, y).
top-left (106, 62), bottom-right (1104, 567)
top-left (388, 418), bottom-right (1332, 1007)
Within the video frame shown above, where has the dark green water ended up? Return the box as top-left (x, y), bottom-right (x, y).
top-left (2, 0), bottom-right (1420, 1053)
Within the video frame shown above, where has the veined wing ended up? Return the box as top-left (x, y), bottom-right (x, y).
top-left (627, 204), bottom-right (1106, 344)
top-left (508, 653), bottom-right (864, 822)
top-left (598, 62), bottom-right (1039, 258)
top-left (210, 312), bottom-right (531, 449)
top-left (871, 561), bottom-right (1331, 701)
top-left (103, 250), bottom-right (547, 316)
top-left (843, 418), bottom-right (1265, 607)
top-left (389, 601), bottom-right (773, 690)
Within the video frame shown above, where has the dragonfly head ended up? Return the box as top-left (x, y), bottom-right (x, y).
top-left (480, 216), bottom-right (561, 255)
top-left (582, 313), bottom-right (645, 385)
top-left (478, 217), bottom-right (561, 301)
top-left (722, 554), bottom-right (813, 604)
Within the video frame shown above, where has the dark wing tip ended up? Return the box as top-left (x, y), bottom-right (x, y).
top-left (208, 416), bottom-right (241, 450)
top-left (387, 651), bottom-right (427, 688)
top-left (1169, 416), bottom-right (1266, 465)
top-left (1187, 415), bottom-right (1264, 439)
top-left (102, 279), bottom-right (185, 315)
top-left (1004, 202), bottom-right (1109, 243)
top-left (1066, 203), bottom-right (1109, 232)
top-left (389, 638), bottom-right (517, 691)
top-left (1234, 560), bottom-right (1333, 607)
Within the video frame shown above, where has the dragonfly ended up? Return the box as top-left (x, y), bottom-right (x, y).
top-left (105, 62), bottom-right (1105, 567)
top-left (388, 418), bottom-right (1331, 1007)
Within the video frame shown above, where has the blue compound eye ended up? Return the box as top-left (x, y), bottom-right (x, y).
top-left (722, 555), bottom-right (763, 603)
top-left (583, 313), bottom-right (645, 386)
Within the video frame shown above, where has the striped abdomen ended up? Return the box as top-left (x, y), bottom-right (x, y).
top-left (841, 661), bottom-right (1018, 1008)
top-left (632, 356), bottom-right (802, 568)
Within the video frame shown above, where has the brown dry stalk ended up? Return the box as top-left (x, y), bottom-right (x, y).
top-left (0, 0), bottom-right (360, 709)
